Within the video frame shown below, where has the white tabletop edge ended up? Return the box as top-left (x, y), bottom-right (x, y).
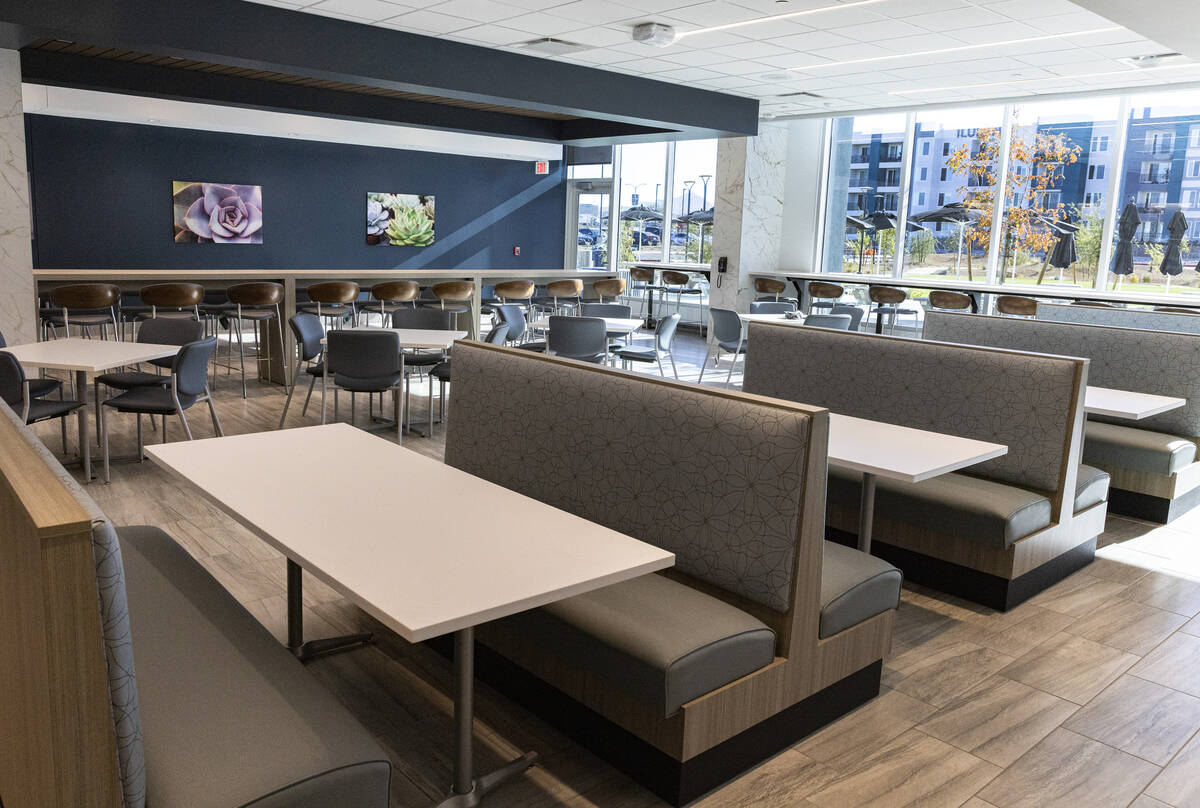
top-left (827, 413), bottom-right (1008, 482)
top-left (4, 339), bottom-right (181, 372)
top-left (1084, 386), bottom-right (1186, 421)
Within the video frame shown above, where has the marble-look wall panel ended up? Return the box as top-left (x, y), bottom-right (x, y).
top-left (0, 49), bottom-right (35, 346)
top-left (710, 123), bottom-right (788, 313)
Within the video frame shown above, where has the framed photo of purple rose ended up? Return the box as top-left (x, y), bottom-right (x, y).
top-left (173, 181), bottom-right (263, 244)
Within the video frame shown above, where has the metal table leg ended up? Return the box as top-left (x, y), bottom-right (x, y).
top-left (436, 627), bottom-right (537, 808)
top-left (857, 472), bottom-right (876, 553)
top-left (286, 559), bottom-right (372, 662)
top-left (77, 369), bottom-right (92, 483)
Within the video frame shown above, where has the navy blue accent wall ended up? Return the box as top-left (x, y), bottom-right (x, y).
top-left (26, 114), bottom-right (566, 270)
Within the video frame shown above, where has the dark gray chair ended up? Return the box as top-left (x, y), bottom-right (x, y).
top-left (804, 313), bottom-right (854, 330)
top-left (829, 304), bottom-right (865, 332)
top-left (547, 316), bottom-right (608, 363)
top-left (391, 307), bottom-right (455, 424)
top-left (0, 329), bottom-right (62, 399)
top-left (750, 301), bottom-right (797, 315)
top-left (94, 318), bottom-right (202, 436)
top-left (322, 329), bottom-right (404, 441)
top-left (278, 312), bottom-right (326, 429)
top-left (429, 324), bottom-right (508, 431)
top-left (614, 313), bottom-right (680, 378)
top-left (493, 303), bottom-right (539, 351)
top-left (579, 302), bottom-right (634, 346)
top-left (100, 337), bottom-right (222, 482)
top-left (699, 308), bottom-right (746, 386)
top-left (0, 350), bottom-right (82, 452)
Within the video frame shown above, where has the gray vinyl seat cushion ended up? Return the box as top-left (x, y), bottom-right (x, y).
top-left (28, 377), bottom-right (62, 397)
top-left (118, 526), bottom-right (390, 808)
top-left (1074, 463), bottom-right (1111, 512)
top-left (104, 386), bottom-right (196, 414)
top-left (1084, 420), bottom-right (1197, 476)
top-left (96, 370), bottom-right (169, 390)
top-left (485, 572), bottom-right (775, 717)
top-left (820, 541), bottom-right (902, 639)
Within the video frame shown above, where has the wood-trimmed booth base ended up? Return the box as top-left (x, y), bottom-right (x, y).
top-left (828, 529), bottom-right (1097, 612)
top-left (1106, 485), bottom-right (1200, 525)
top-left (429, 636), bottom-right (882, 806)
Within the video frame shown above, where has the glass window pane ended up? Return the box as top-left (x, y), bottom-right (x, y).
top-left (822, 112), bottom-right (907, 275)
top-left (996, 97), bottom-right (1119, 289)
top-left (617, 143), bottom-right (668, 270)
top-left (902, 105), bottom-right (1003, 283)
top-left (1112, 89), bottom-right (1200, 294)
top-left (669, 139), bottom-right (717, 264)
top-left (575, 192), bottom-right (609, 270)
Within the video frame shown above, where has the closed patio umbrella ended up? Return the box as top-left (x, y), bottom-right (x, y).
top-left (1111, 200), bottom-right (1140, 289)
top-left (1035, 215), bottom-right (1080, 284)
top-left (866, 195), bottom-right (895, 273)
top-left (1161, 209), bottom-right (1188, 287)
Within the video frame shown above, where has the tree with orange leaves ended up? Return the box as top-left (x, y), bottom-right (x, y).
top-left (945, 115), bottom-right (1081, 281)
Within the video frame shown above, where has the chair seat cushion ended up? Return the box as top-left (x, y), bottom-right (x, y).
top-left (430, 361), bottom-right (451, 381)
top-left (118, 527), bottom-right (390, 808)
top-left (485, 573), bottom-right (775, 717)
top-left (718, 340), bottom-right (745, 352)
top-left (305, 361), bottom-right (326, 377)
top-left (28, 377), bottom-right (63, 398)
top-left (516, 341), bottom-right (547, 353)
top-left (334, 372), bottom-right (403, 392)
top-left (820, 541), bottom-right (902, 639)
top-left (614, 346), bottom-right (655, 362)
top-left (403, 351), bottom-right (443, 367)
top-left (104, 387), bottom-right (196, 415)
top-left (96, 371), bottom-right (169, 390)
top-left (25, 397), bottom-right (83, 424)
top-left (1075, 463), bottom-right (1110, 512)
top-left (1084, 420), bottom-right (1197, 476)
top-left (828, 467), bottom-right (1052, 548)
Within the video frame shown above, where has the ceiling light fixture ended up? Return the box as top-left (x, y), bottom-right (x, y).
top-left (788, 26), bottom-right (1123, 72)
top-left (888, 61), bottom-right (1198, 95)
top-left (675, 0), bottom-right (888, 39)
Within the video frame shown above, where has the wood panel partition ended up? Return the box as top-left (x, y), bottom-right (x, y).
top-left (0, 413), bottom-right (122, 808)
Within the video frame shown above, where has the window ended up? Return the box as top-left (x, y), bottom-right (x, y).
top-left (668, 138), bottom-right (717, 263)
top-left (937, 192), bottom-right (945, 206)
top-left (942, 142), bottom-right (950, 156)
top-left (922, 141), bottom-right (931, 156)
top-left (1142, 161), bottom-right (1171, 183)
top-left (882, 143), bottom-right (902, 162)
top-left (617, 142), bottom-right (668, 270)
top-left (919, 166), bottom-right (929, 180)
top-left (880, 168), bottom-right (900, 187)
top-left (1088, 164), bottom-right (1106, 180)
top-left (1090, 134), bottom-right (1109, 151)
top-left (1192, 126), bottom-right (1200, 149)
top-left (939, 167), bottom-right (948, 182)
top-left (1084, 192), bottom-right (1104, 207)
top-left (1147, 130), bottom-right (1174, 153)
top-left (1187, 190), bottom-right (1200, 209)
top-left (1188, 160), bottom-right (1200, 178)
top-left (918, 192), bottom-right (926, 206)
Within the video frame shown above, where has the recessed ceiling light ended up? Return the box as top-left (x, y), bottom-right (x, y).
top-left (676, 0), bottom-right (888, 39)
top-left (788, 26), bottom-right (1123, 72)
top-left (761, 72), bottom-right (790, 81)
top-left (1119, 52), bottom-right (1186, 69)
top-left (888, 61), bottom-right (1198, 95)
top-left (516, 37), bottom-right (591, 55)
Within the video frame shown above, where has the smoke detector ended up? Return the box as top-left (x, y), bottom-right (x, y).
top-left (632, 23), bottom-right (678, 47)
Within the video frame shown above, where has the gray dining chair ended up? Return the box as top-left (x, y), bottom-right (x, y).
top-left (547, 316), bottom-right (608, 363)
top-left (94, 317), bottom-right (202, 438)
top-left (278, 312), bottom-right (325, 428)
top-left (100, 336), bottom-right (222, 482)
top-left (492, 303), bottom-right (533, 347)
top-left (391, 307), bottom-right (455, 424)
top-left (578, 302), bottom-right (634, 347)
top-left (749, 301), bottom-right (796, 314)
top-left (0, 350), bottom-right (82, 453)
top-left (0, 329), bottom-right (62, 400)
top-left (828, 304), bottom-right (865, 331)
top-left (614, 312), bottom-right (680, 378)
top-left (429, 324), bottom-right (509, 431)
top-left (804, 313), bottom-right (854, 330)
top-left (322, 329), bottom-right (403, 441)
top-left (699, 308), bottom-right (747, 387)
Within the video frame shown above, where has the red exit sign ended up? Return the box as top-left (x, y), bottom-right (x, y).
top-left (535, 161), bottom-right (550, 175)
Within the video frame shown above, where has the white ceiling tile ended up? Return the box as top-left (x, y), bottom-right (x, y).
top-left (498, 0), bottom-right (570, 8)
top-left (301, 6), bottom-right (374, 22)
top-left (662, 29), bottom-right (751, 49)
top-left (712, 40), bottom-right (792, 59)
top-left (543, 0), bottom-right (644, 25)
top-left (767, 29), bottom-right (857, 52)
top-left (665, 1), bottom-right (762, 27)
top-left (609, 56), bottom-right (686, 73)
top-left (441, 24), bottom-right (531, 44)
top-left (381, 9), bottom-right (475, 33)
top-left (717, 60), bottom-right (775, 76)
top-left (728, 19), bottom-right (816, 41)
top-left (658, 49), bottom-right (731, 66)
top-left (905, 6), bottom-right (1009, 31)
top-left (872, 0), bottom-right (970, 15)
top-left (499, 11), bottom-right (581, 34)
top-left (655, 66), bottom-right (726, 81)
top-left (307, 0), bottom-right (408, 20)
top-left (555, 26), bottom-right (630, 47)
top-left (426, 0), bottom-right (525, 22)
top-left (985, 0), bottom-right (1081, 20)
top-left (829, 19), bottom-right (931, 42)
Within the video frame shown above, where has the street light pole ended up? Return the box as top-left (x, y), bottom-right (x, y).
top-left (699, 174), bottom-right (712, 212)
top-left (683, 180), bottom-right (696, 260)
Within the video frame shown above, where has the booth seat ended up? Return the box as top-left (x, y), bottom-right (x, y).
top-left (443, 342), bottom-right (900, 806)
top-left (926, 311), bottom-right (1200, 523)
top-left (0, 400), bottom-right (390, 808)
top-left (744, 321), bottom-right (1101, 612)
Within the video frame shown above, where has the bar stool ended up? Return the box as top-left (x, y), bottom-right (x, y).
top-left (866, 286), bottom-right (917, 334)
top-left (927, 291), bottom-right (973, 311)
top-left (428, 281), bottom-right (475, 331)
top-left (533, 279), bottom-right (584, 318)
top-left (629, 267), bottom-right (663, 319)
top-left (593, 278), bottom-right (626, 303)
top-left (136, 283), bottom-right (205, 323)
top-left (753, 277), bottom-right (789, 301)
top-left (996, 295), bottom-right (1037, 317)
top-left (224, 282), bottom-right (285, 398)
top-left (362, 280), bottom-right (419, 326)
top-left (661, 270), bottom-right (706, 330)
top-left (300, 281), bottom-right (360, 330)
top-left (493, 280), bottom-right (536, 323)
top-left (44, 284), bottom-right (121, 340)
top-left (808, 281), bottom-right (844, 313)
top-left (1155, 307), bottom-right (1199, 314)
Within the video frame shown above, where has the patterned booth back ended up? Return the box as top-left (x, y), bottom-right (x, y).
top-left (925, 311), bottom-right (1200, 438)
top-left (444, 342), bottom-right (824, 614)
top-left (1038, 302), bottom-right (1200, 335)
top-left (743, 322), bottom-right (1086, 495)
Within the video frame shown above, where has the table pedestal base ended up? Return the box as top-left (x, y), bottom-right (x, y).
top-left (286, 559), bottom-right (372, 662)
top-left (857, 472), bottom-right (876, 554)
top-left (437, 627), bottom-right (537, 807)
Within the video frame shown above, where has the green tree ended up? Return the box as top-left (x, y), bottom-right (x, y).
top-left (908, 230), bottom-right (935, 265)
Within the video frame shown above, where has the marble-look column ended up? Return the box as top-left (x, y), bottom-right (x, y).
top-left (709, 122), bottom-right (788, 313)
top-left (0, 49), bottom-right (35, 346)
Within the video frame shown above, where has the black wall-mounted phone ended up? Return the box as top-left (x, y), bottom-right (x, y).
top-left (716, 256), bottom-right (727, 287)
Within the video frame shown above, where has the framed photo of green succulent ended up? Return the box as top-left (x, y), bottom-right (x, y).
top-left (173, 181), bottom-right (263, 243)
top-left (367, 193), bottom-right (435, 247)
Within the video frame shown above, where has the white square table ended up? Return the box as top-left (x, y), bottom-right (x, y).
top-left (829, 413), bottom-right (1008, 553)
top-left (147, 424), bottom-right (673, 807)
top-left (4, 338), bottom-right (181, 482)
top-left (1084, 386), bottom-right (1186, 420)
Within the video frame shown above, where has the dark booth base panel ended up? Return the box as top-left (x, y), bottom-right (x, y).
top-left (428, 636), bottom-right (882, 806)
top-left (827, 528), bottom-right (1098, 612)
top-left (1106, 485), bottom-right (1200, 525)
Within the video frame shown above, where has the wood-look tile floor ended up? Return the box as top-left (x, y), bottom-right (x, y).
top-left (35, 326), bottom-right (1200, 808)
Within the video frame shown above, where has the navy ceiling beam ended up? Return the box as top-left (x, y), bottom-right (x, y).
top-left (1, 0), bottom-right (759, 144)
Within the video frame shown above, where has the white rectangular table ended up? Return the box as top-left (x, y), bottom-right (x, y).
top-left (829, 413), bottom-right (1008, 553)
top-left (1084, 386), bottom-right (1186, 420)
top-left (147, 424), bottom-right (673, 806)
top-left (4, 338), bottom-right (181, 482)
top-left (529, 316), bottom-right (643, 335)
